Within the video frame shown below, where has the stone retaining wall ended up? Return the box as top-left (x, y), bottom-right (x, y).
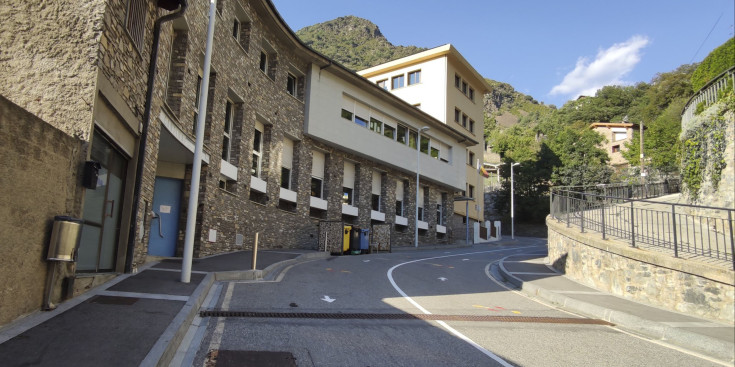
top-left (547, 217), bottom-right (734, 323)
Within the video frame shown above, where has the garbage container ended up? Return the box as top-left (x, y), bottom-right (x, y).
top-left (349, 226), bottom-right (361, 254)
top-left (358, 228), bottom-right (370, 253)
top-left (47, 216), bottom-right (83, 262)
top-left (343, 226), bottom-right (352, 253)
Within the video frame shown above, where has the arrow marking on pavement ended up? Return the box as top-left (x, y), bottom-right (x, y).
top-left (363, 260), bottom-right (370, 262)
top-left (462, 259), bottom-right (469, 261)
top-left (438, 277), bottom-right (448, 281)
top-left (321, 295), bottom-right (336, 303)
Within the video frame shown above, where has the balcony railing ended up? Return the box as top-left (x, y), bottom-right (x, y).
top-left (681, 66), bottom-right (735, 125)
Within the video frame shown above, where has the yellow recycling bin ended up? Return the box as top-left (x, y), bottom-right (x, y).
top-left (343, 226), bottom-right (352, 253)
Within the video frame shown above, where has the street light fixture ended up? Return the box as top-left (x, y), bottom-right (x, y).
top-left (510, 162), bottom-right (520, 240)
top-left (415, 126), bottom-right (430, 248)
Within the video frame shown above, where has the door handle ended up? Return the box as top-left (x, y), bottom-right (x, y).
top-left (151, 211), bottom-right (164, 238)
top-left (105, 200), bottom-right (115, 218)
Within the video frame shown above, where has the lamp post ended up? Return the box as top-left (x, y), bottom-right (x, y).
top-left (415, 126), bottom-right (430, 248)
top-left (510, 162), bottom-right (520, 240)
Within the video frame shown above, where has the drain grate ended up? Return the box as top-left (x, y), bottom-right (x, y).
top-left (199, 310), bottom-right (613, 325)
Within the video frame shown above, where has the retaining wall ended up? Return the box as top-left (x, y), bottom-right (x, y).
top-left (547, 217), bottom-right (734, 323)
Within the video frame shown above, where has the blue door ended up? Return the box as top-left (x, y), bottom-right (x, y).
top-left (148, 177), bottom-right (183, 257)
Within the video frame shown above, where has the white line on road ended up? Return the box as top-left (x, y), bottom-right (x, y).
top-left (387, 246), bottom-right (538, 367)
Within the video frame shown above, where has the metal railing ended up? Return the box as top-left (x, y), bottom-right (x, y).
top-left (550, 182), bottom-right (734, 269)
top-left (681, 66), bottom-right (735, 125)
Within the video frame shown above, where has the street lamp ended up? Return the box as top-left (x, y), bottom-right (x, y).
top-left (510, 162), bottom-right (520, 240)
top-left (415, 126), bottom-right (430, 248)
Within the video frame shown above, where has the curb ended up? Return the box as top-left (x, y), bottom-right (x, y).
top-left (214, 251), bottom-right (331, 281)
top-left (497, 261), bottom-right (734, 363)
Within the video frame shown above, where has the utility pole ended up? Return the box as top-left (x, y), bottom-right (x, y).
top-left (639, 120), bottom-right (646, 196)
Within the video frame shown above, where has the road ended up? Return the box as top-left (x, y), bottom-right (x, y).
top-left (184, 238), bottom-right (721, 366)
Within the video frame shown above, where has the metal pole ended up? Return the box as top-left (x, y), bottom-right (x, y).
top-left (728, 211), bottom-right (734, 270)
top-left (251, 232), bottom-right (259, 270)
top-left (181, 0), bottom-right (216, 283)
top-left (630, 201), bottom-right (636, 248)
top-left (415, 127), bottom-right (428, 248)
top-left (672, 205), bottom-right (678, 258)
top-left (640, 120), bottom-right (645, 196)
top-left (601, 201), bottom-right (606, 240)
top-left (466, 200), bottom-right (469, 244)
top-left (511, 163), bottom-right (518, 239)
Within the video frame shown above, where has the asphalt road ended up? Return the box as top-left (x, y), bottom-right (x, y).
top-left (187, 238), bottom-right (721, 367)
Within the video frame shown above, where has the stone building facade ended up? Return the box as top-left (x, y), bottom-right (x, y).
top-left (0, 0), bottom-right (478, 324)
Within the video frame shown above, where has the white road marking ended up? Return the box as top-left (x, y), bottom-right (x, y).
top-left (387, 246), bottom-right (538, 367)
top-left (321, 295), bottom-right (336, 303)
top-left (438, 277), bottom-right (448, 281)
top-left (204, 282), bottom-right (234, 360)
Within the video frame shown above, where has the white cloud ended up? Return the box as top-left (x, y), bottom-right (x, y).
top-left (550, 35), bottom-right (650, 99)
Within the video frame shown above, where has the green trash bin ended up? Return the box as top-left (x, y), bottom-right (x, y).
top-left (349, 226), bottom-right (361, 255)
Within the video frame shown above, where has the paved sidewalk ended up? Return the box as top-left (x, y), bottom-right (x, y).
top-left (497, 252), bottom-right (735, 364)
top-left (0, 249), bottom-right (328, 367)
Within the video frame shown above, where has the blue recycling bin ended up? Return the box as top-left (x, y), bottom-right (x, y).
top-left (358, 228), bottom-right (370, 253)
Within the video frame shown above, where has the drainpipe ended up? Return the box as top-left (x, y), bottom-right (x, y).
top-left (125, 1), bottom-right (187, 273)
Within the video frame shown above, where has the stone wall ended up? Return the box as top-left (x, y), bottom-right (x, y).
top-left (547, 217), bottom-right (734, 323)
top-left (0, 96), bottom-right (85, 325)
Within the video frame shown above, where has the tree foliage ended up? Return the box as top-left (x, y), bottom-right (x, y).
top-left (690, 38), bottom-right (735, 91)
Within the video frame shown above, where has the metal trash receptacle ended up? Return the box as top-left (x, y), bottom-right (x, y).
top-left (342, 226), bottom-right (352, 253)
top-left (47, 216), bottom-right (83, 261)
top-left (358, 228), bottom-right (369, 253)
top-left (349, 226), bottom-right (361, 254)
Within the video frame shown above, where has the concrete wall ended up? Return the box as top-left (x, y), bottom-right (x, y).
top-left (547, 217), bottom-right (734, 323)
top-left (0, 96), bottom-right (85, 325)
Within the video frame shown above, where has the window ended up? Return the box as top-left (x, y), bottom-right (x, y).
top-left (462, 81), bottom-right (468, 95)
top-left (462, 114), bottom-right (468, 128)
top-left (311, 150), bottom-right (325, 199)
top-left (397, 124), bottom-right (408, 144)
top-left (468, 184), bottom-right (475, 199)
top-left (193, 74), bottom-right (203, 135)
top-left (216, 0), bottom-right (223, 14)
top-left (454, 74), bottom-right (461, 89)
top-left (409, 130), bottom-right (418, 149)
top-left (341, 109), bottom-right (353, 121)
top-left (408, 70), bottom-right (421, 85)
top-left (468, 151), bottom-right (475, 166)
top-left (614, 132), bottom-right (627, 141)
top-left (420, 135), bottom-right (430, 154)
top-left (417, 187), bottom-right (425, 221)
top-left (395, 180), bottom-right (404, 216)
top-left (286, 73), bottom-right (296, 96)
top-left (354, 115), bottom-right (368, 128)
top-left (431, 147), bottom-right (439, 159)
top-left (469, 88), bottom-right (475, 101)
top-left (342, 187), bottom-right (353, 205)
top-left (222, 100), bottom-right (234, 161)
top-left (469, 119), bottom-right (475, 133)
top-left (436, 204), bottom-right (443, 225)
top-left (372, 171), bottom-right (382, 212)
top-left (612, 145), bottom-right (621, 153)
top-left (259, 51), bottom-right (267, 73)
top-left (418, 207), bottom-right (424, 221)
top-left (343, 161), bottom-right (355, 205)
top-left (281, 138), bottom-right (294, 190)
top-left (454, 108), bottom-right (460, 123)
top-left (311, 177), bottom-right (323, 198)
top-left (377, 79), bottom-right (387, 90)
top-left (392, 75), bottom-right (404, 89)
top-left (232, 19), bottom-right (240, 39)
top-left (383, 124), bottom-right (396, 140)
top-left (251, 124), bottom-right (263, 177)
top-left (369, 117), bottom-right (382, 134)
top-left (125, 0), bottom-right (146, 51)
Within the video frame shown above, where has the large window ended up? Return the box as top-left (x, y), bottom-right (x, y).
top-left (469, 119), bottom-right (475, 133)
top-left (468, 184), bottom-right (475, 199)
top-left (259, 51), bottom-right (267, 73)
top-left (341, 109), bottom-right (353, 121)
top-left (468, 151), bottom-right (475, 166)
top-left (372, 171), bottom-right (382, 212)
top-left (343, 161), bottom-right (356, 205)
top-left (409, 130), bottom-right (418, 149)
top-left (392, 75), bottom-right (404, 89)
top-left (436, 204), bottom-right (443, 225)
top-left (395, 180), bottom-right (404, 216)
top-left (420, 135), bottom-right (430, 154)
top-left (397, 124), bottom-right (408, 145)
top-left (311, 150), bottom-right (325, 199)
top-left (408, 70), bottom-right (421, 85)
top-left (354, 115), bottom-right (368, 128)
top-left (454, 108), bottom-right (460, 123)
top-left (462, 114), bottom-right (468, 128)
top-left (377, 79), bottom-right (387, 90)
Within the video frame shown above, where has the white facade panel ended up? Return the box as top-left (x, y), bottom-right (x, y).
top-left (311, 150), bottom-right (325, 177)
top-left (343, 161), bottom-right (355, 188)
top-left (282, 138), bottom-right (293, 169)
top-left (396, 180), bottom-right (404, 201)
top-left (372, 171), bottom-right (381, 195)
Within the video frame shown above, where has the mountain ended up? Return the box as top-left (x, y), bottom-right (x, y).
top-left (295, 16), bottom-right (427, 71)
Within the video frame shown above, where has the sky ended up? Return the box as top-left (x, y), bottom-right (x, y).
top-left (270, 0), bottom-right (734, 107)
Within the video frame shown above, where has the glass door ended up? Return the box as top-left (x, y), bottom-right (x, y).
top-left (77, 130), bottom-right (128, 272)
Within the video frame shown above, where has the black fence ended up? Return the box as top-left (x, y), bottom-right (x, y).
top-left (550, 181), bottom-right (734, 269)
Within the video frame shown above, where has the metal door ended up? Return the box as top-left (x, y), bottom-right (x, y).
top-left (147, 177), bottom-right (183, 257)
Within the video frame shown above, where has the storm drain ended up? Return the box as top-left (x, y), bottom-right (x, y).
top-left (199, 310), bottom-right (613, 326)
top-left (206, 350), bottom-right (296, 367)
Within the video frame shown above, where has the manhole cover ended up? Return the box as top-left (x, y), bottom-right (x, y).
top-left (207, 350), bottom-right (296, 367)
top-left (88, 295), bottom-right (139, 305)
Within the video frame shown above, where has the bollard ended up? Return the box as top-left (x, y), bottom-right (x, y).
top-left (251, 232), bottom-right (259, 270)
